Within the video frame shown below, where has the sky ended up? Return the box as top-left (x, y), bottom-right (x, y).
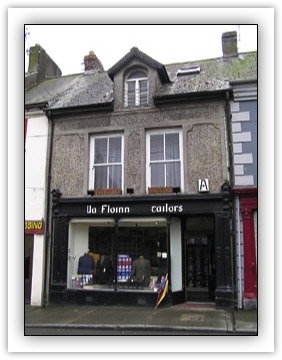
top-left (25, 24), bottom-right (257, 76)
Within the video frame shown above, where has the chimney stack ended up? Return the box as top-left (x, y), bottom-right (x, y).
top-left (222, 31), bottom-right (238, 58)
top-left (84, 51), bottom-right (104, 72)
top-left (25, 44), bottom-right (62, 90)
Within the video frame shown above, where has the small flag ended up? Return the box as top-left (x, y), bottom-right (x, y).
top-left (155, 274), bottom-right (169, 309)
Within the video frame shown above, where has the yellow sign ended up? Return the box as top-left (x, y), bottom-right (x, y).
top-left (25, 220), bottom-right (45, 234)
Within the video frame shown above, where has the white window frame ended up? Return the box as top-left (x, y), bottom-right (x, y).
top-left (124, 70), bottom-right (149, 107)
top-left (89, 134), bottom-right (124, 192)
top-left (146, 129), bottom-right (184, 192)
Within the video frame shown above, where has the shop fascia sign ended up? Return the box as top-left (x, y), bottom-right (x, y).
top-left (86, 202), bottom-right (184, 216)
top-left (25, 219), bottom-right (45, 234)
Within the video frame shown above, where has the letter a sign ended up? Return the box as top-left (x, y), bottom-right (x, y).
top-left (198, 179), bottom-right (209, 193)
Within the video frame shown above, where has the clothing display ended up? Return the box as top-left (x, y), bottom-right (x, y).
top-left (97, 255), bottom-right (113, 284)
top-left (77, 253), bottom-right (95, 275)
top-left (131, 256), bottom-right (151, 286)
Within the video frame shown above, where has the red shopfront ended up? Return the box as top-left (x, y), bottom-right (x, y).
top-left (234, 188), bottom-right (257, 309)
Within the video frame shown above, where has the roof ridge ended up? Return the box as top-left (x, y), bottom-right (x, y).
top-left (164, 50), bottom-right (257, 67)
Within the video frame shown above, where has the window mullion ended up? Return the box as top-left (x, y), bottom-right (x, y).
top-left (163, 134), bottom-right (166, 161)
top-left (164, 134), bottom-right (167, 187)
top-left (92, 166), bottom-right (95, 189)
top-left (135, 80), bottom-right (139, 106)
top-left (124, 82), bottom-right (128, 107)
top-left (107, 138), bottom-right (110, 188)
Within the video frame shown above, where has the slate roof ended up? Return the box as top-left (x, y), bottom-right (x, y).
top-left (25, 48), bottom-right (257, 110)
top-left (157, 52), bottom-right (257, 96)
top-left (25, 72), bottom-right (113, 109)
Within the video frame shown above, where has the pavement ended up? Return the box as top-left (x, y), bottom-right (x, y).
top-left (25, 302), bottom-right (257, 335)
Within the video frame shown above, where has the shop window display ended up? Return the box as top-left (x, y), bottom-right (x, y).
top-left (67, 219), bottom-right (168, 292)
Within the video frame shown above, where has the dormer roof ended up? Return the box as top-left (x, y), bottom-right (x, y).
top-left (107, 47), bottom-right (171, 84)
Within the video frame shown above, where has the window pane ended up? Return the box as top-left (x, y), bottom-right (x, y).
top-left (89, 226), bottom-right (115, 287)
top-left (108, 165), bottom-right (122, 189)
top-left (94, 138), bottom-right (107, 164)
top-left (150, 134), bottom-right (164, 161)
top-left (94, 166), bottom-right (107, 188)
top-left (166, 162), bottom-right (180, 187)
top-left (165, 133), bottom-right (180, 160)
top-left (140, 80), bottom-right (148, 105)
top-left (109, 137), bottom-right (121, 163)
top-left (127, 82), bottom-right (135, 107)
top-left (151, 163), bottom-right (165, 187)
top-left (117, 225), bottom-right (168, 290)
top-left (128, 70), bottom-right (147, 79)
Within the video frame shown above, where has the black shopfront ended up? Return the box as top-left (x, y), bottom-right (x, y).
top-left (49, 184), bottom-right (235, 308)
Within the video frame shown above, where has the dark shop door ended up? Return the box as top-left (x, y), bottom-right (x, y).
top-left (25, 235), bottom-right (33, 304)
top-left (185, 216), bottom-right (216, 302)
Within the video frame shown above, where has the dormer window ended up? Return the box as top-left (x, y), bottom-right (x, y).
top-left (124, 70), bottom-right (148, 107)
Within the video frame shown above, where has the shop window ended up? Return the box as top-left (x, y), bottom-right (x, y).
top-left (124, 70), bottom-right (148, 107)
top-left (146, 129), bottom-right (183, 191)
top-left (67, 218), bottom-right (168, 292)
top-left (117, 219), bottom-right (168, 290)
top-left (89, 134), bottom-right (124, 192)
top-left (67, 219), bottom-right (116, 290)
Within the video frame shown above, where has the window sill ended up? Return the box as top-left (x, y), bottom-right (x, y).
top-left (88, 188), bottom-right (122, 196)
top-left (148, 187), bottom-right (174, 194)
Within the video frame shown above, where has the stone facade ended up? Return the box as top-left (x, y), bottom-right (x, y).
top-left (51, 98), bottom-right (228, 197)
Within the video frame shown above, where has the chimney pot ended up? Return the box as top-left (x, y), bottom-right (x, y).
top-left (84, 50), bottom-right (104, 72)
top-left (222, 31), bottom-right (238, 58)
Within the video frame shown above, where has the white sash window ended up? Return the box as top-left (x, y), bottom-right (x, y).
top-left (89, 134), bottom-right (124, 191)
top-left (124, 70), bottom-right (148, 107)
top-left (146, 129), bottom-right (183, 191)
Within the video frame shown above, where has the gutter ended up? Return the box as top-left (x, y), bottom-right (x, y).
top-left (154, 89), bottom-right (227, 105)
top-left (48, 101), bottom-right (113, 117)
top-left (229, 79), bottom-right (257, 86)
top-left (224, 90), bottom-right (236, 302)
top-left (25, 101), bottom-right (49, 110)
top-left (225, 90), bottom-right (234, 188)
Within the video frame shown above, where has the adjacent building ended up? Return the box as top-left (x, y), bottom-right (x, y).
top-left (25, 32), bottom-right (257, 308)
top-left (230, 79), bottom-right (257, 309)
top-left (25, 44), bottom-right (62, 305)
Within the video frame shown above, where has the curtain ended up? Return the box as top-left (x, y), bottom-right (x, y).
top-left (165, 133), bottom-right (180, 187)
top-left (150, 134), bottom-right (164, 161)
top-left (109, 165), bottom-right (122, 189)
top-left (151, 163), bottom-right (165, 187)
top-left (94, 138), bottom-right (107, 164)
top-left (95, 166), bottom-right (107, 188)
top-left (109, 137), bottom-right (121, 163)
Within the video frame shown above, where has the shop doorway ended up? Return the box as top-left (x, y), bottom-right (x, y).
top-left (25, 235), bottom-right (33, 304)
top-left (185, 216), bottom-right (216, 302)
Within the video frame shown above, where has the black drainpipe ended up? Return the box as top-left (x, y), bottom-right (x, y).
top-left (225, 90), bottom-right (236, 301)
top-left (43, 110), bottom-right (54, 306)
top-left (225, 90), bottom-right (234, 189)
